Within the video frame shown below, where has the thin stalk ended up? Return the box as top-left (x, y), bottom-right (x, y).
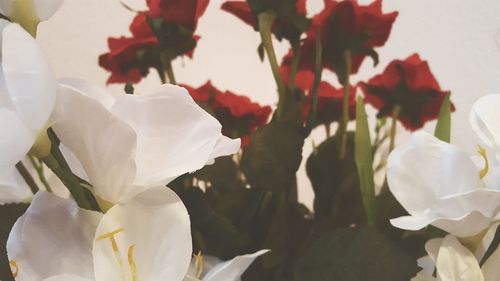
top-left (15, 162), bottom-right (39, 194)
top-left (164, 59), bottom-right (177, 84)
top-left (288, 40), bottom-right (302, 91)
top-left (156, 67), bottom-right (167, 84)
top-left (28, 156), bottom-right (52, 192)
top-left (338, 50), bottom-right (352, 159)
top-left (42, 155), bottom-right (92, 209)
top-left (258, 12), bottom-right (286, 120)
top-left (389, 106), bottom-right (401, 152)
top-left (306, 33), bottom-right (323, 133)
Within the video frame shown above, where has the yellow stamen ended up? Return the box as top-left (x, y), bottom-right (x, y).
top-left (96, 228), bottom-right (126, 280)
top-left (478, 145), bottom-right (490, 180)
top-left (193, 251), bottom-right (204, 278)
top-left (9, 260), bottom-right (19, 278)
top-left (128, 245), bottom-right (138, 281)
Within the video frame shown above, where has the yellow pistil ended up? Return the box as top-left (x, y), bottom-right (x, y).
top-left (96, 228), bottom-right (126, 280)
top-left (128, 245), bottom-right (138, 281)
top-left (193, 251), bottom-right (204, 279)
top-left (478, 145), bottom-right (490, 180)
top-left (9, 260), bottom-right (19, 278)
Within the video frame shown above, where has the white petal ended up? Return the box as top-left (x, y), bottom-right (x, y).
top-left (93, 187), bottom-right (192, 281)
top-left (482, 239), bottom-right (500, 281)
top-left (436, 235), bottom-right (484, 281)
top-left (110, 84), bottom-right (239, 186)
top-left (470, 94), bottom-right (500, 150)
top-left (425, 238), bottom-right (444, 265)
top-left (7, 191), bottom-right (101, 281)
top-left (202, 250), bottom-right (269, 281)
top-left (58, 78), bottom-right (116, 110)
top-left (33, 0), bottom-right (63, 21)
top-left (209, 136), bottom-right (241, 164)
top-left (43, 275), bottom-right (94, 281)
top-left (0, 1), bottom-right (12, 17)
top-left (387, 132), bottom-right (480, 216)
top-left (3, 22), bottom-right (56, 133)
top-left (52, 85), bottom-right (139, 203)
top-left (0, 108), bottom-right (33, 167)
top-left (0, 165), bottom-right (32, 204)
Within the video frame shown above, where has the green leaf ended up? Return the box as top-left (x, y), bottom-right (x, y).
top-left (293, 226), bottom-right (418, 281)
top-left (434, 92), bottom-right (452, 143)
top-left (0, 204), bottom-right (28, 281)
top-left (241, 121), bottom-right (304, 192)
top-left (195, 156), bottom-right (243, 190)
top-left (354, 97), bottom-right (377, 225)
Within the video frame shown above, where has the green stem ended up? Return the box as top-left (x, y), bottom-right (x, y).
top-left (306, 32), bottom-right (323, 133)
top-left (12, 0), bottom-right (39, 37)
top-left (28, 156), bottom-right (52, 192)
top-left (288, 40), bottom-right (302, 91)
top-left (42, 155), bottom-right (92, 209)
top-left (164, 60), bottom-right (177, 84)
top-left (15, 162), bottom-right (39, 194)
top-left (258, 12), bottom-right (286, 120)
top-left (389, 106), bottom-right (401, 152)
top-left (156, 67), bottom-right (167, 84)
top-left (339, 50), bottom-right (352, 159)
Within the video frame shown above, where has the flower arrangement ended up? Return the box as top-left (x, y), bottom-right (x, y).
top-left (0, 0), bottom-right (498, 281)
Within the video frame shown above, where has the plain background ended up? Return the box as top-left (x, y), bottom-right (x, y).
top-left (36, 0), bottom-right (500, 209)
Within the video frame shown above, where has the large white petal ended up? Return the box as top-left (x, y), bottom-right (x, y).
top-left (93, 187), bottom-right (192, 281)
top-left (470, 94), bottom-right (500, 150)
top-left (0, 165), bottom-right (32, 204)
top-left (387, 132), bottom-right (480, 216)
top-left (43, 275), bottom-right (94, 281)
top-left (7, 191), bottom-right (101, 281)
top-left (2, 22), bottom-right (56, 133)
top-left (33, 0), bottom-right (63, 21)
top-left (58, 78), bottom-right (116, 110)
top-left (202, 250), bottom-right (269, 281)
top-left (52, 85), bottom-right (139, 203)
top-left (482, 240), bottom-right (500, 281)
top-left (436, 235), bottom-right (484, 281)
top-left (110, 84), bottom-right (240, 186)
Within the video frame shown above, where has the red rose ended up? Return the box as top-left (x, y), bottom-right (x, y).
top-left (303, 82), bottom-right (356, 126)
top-left (221, 0), bottom-right (309, 42)
top-left (360, 54), bottom-right (453, 131)
top-left (183, 81), bottom-right (272, 146)
top-left (99, 14), bottom-right (159, 84)
top-left (146, 0), bottom-right (209, 31)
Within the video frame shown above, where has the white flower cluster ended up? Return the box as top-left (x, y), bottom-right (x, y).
top-left (0, 1), bottom-right (267, 280)
top-left (388, 95), bottom-right (500, 280)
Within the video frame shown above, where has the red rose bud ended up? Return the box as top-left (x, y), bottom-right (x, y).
top-left (146, 0), bottom-right (209, 31)
top-left (303, 82), bottom-right (356, 126)
top-left (360, 54), bottom-right (454, 131)
top-left (221, 0), bottom-right (309, 42)
top-left (183, 81), bottom-right (272, 147)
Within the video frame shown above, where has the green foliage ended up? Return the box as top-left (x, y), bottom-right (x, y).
top-left (434, 92), bottom-right (452, 142)
top-left (293, 226), bottom-right (418, 281)
top-left (0, 204), bottom-right (28, 281)
top-left (354, 97), bottom-right (377, 225)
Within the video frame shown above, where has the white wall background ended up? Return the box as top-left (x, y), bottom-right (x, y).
top-left (36, 0), bottom-right (500, 209)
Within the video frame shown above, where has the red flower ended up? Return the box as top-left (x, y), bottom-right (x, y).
top-left (183, 81), bottom-right (272, 146)
top-left (99, 14), bottom-right (159, 84)
top-left (360, 54), bottom-right (453, 131)
top-left (221, 0), bottom-right (309, 42)
top-left (146, 0), bottom-right (209, 31)
top-left (303, 82), bottom-right (356, 126)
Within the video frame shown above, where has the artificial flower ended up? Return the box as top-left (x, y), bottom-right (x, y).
top-left (360, 54), bottom-right (452, 131)
top-left (411, 235), bottom-right (500, 281)
top-left (146, 0), bottom-right (209, 32)
top-left (0, 20), bottom-right (56, 204)
top-left (387, 95), bottom-right (500, 237)
top-left (183, 250), bottom-right (269, 281)
top-left (221, 0), bottom-right (309, 42)
top-left (98, 14), bottom-right (160, 84)
top-left (7, 188), bottom-right (192, 281)
top-left (302, 82), bottom-right (356, 126)
top-left (182, 81), bottom-right (271, 147)
top-left (52, 79), bottom-right (240, 205)
top-left (0, 0), bottom-right (63, 24)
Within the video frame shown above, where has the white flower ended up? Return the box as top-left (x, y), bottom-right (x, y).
top-left (51, 79), bottom-right (240, 205)
top-left (0, 0), bottom-right (63, 22)
top-left (184, 250), bottom-right (269, 281)
top-left (7, 189), bottom-right (192, 281)
top-left (0, 20), bottom-right (56, 204)
top-left (411, 235), bottom-right (500, 281)
top-left (387, 95), bottom-right (500, 237)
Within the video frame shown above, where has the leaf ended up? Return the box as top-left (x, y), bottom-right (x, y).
top-left (195, 156), bottom-right (243, 190)
top-left (293, 226), bottom-right (418, 281)
top-left (354, 97), bottom-right (377, 225)
top-left (0, 204), bottom-right (28, 281)
top-left (241, 121), bottom-right (304, 192)
top-left (434, 92), bottom-right (451, 143)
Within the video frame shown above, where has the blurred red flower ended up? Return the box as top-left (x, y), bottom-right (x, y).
top-left (146, 0), bottom-right (209, 31)
top-left (183, 81), bottom-right (272, 146)
top-left (360, 54), bottom-right (453, 131)
top-left (221, 0), bottom-right (309, 42)
top-left (303, 82), bottom-right (356, 126)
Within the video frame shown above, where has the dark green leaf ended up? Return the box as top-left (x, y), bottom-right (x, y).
top-left (294, 226), bottom-right (418, 281)
top-left (434, 92), bottom-right (452, 143)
